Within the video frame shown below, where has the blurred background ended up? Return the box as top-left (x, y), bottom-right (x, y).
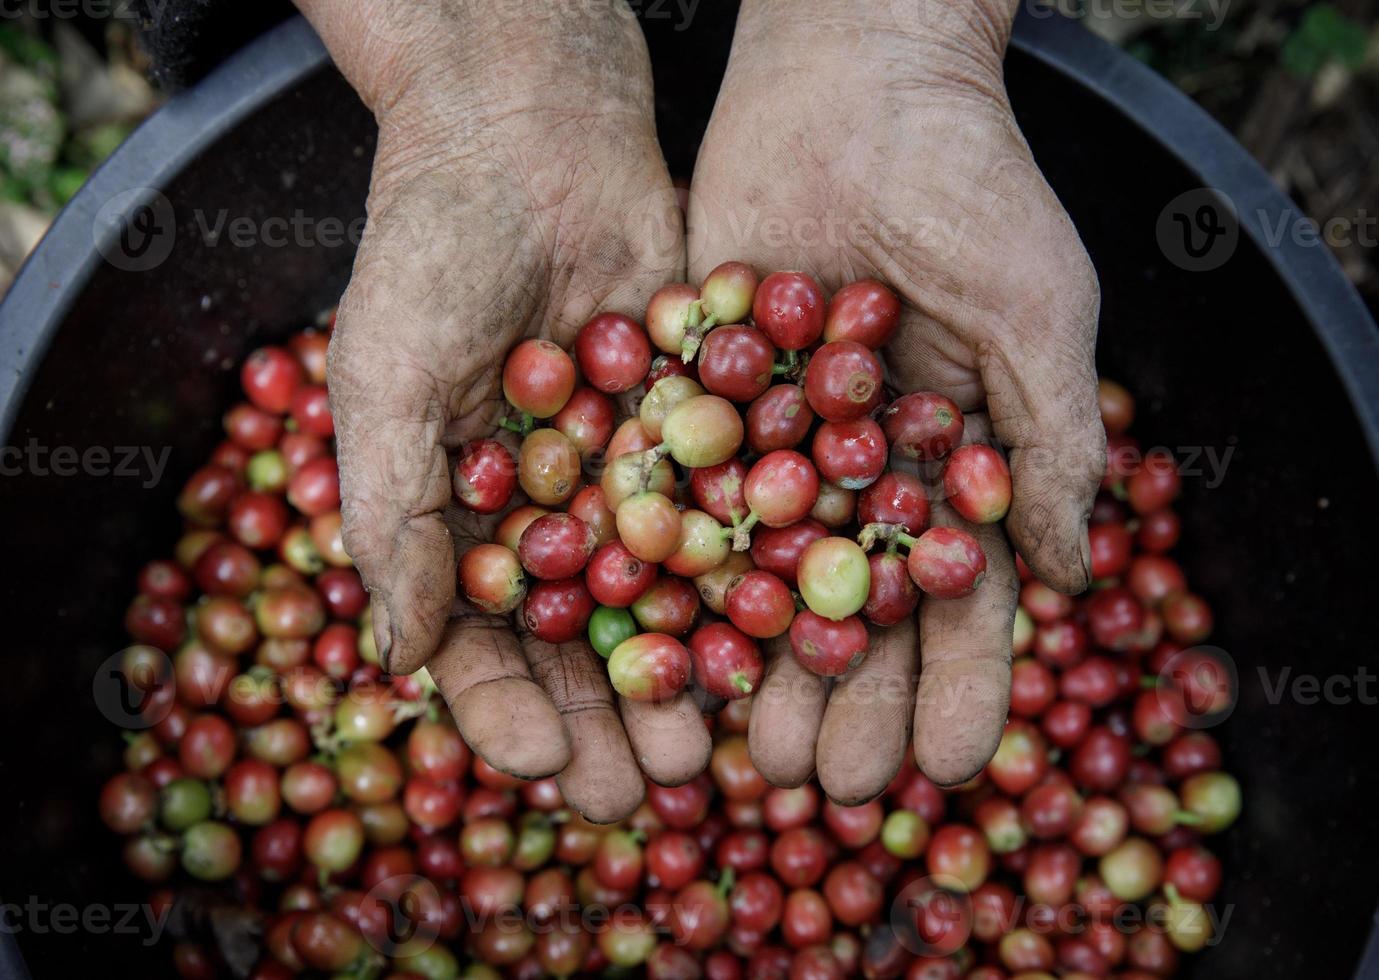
top-left (0, 1), bottom-right (1374, 308)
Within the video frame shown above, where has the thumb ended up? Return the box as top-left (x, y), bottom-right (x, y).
top-left (979, 256), bottom-right (1104, 595)
top-left (328, 294), bottom-right (459, 676)
top-left (326, 159), bottom-right (527, 676)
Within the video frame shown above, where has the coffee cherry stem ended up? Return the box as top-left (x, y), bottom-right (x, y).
top-left (731, 511), bottom-right (761, 552)
top-left (731, 671), bottom-right (754, 695)
top-left (771, 348), bottom-right (805, 380)
top-left (639, 445), bottom-right (671, 492)
top-left (857, 522), bottom-right (913, 552)
top-left (679, 301), bottom-right (719, 362)
top-left (309, 716), bottom-right (342, 755)
top-left (499, 411), bottom-right (536, 436)
top-left (391, 697), bottom-right (431, 727)
top-left (716, 865), bottom-right (736, 896)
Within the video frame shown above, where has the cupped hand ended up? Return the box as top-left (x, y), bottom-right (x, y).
top-left (689, 0), bottom-right (1104, 800)
top-left (298, 2), bottom-right (706, 821)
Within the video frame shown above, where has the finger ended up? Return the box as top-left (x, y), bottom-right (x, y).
top-left (879, 186), bottom-right (1103, 599)
top-left (330, 159), bottom-right (555, 673)
top-left (816, 619), bottom-right (918, 806)
top-left (913, 495), bottom-right (1019, 787)
top-left (328, 329), bottom-right (452, 675)
top-left (328, 278), bottom-right (461, 677)
top-left (428, 616), bottom-right (571, 779)
top-left (748, 636), bottom-right (827, 788)
top-left (621, 693), bottom-right (712, 787)
top-left (976, 259), bottom-right (1102, 595)
top-left (525, 638), bottom-right (646, 824)
top-left (585, 176), bottom-right (688, 331)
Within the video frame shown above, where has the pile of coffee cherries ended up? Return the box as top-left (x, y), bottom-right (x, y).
top-left (98, 291), bottom-right (1242, 979)
top-left (458, 265), bottom-right (1008, 700)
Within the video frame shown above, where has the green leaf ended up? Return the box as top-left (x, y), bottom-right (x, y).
top-left (67, 123), bottom-right (133, 168)
top-left (1282, 4), bottom-right (1369, 77)
top-left (48, 166), bottom-right (88, 206)
top-left (0, 26), bottom-right (57, 71)
top-left (0, 178), bottom-right (31, 204)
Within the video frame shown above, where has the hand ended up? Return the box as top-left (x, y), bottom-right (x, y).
top-left (689, 0), bottom-right (1104, 799)
top-left (294, 1), bottom-right (707, 821)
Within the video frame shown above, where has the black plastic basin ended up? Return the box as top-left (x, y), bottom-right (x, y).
top-left (1, 10), bottom-right (1377, 979)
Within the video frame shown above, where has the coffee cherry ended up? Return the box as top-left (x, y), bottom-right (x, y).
top-left (798, 537), bottom-right (871, 620)
top-left (688, 622), bottom-right (763, 699)
top-left (608, 634), bottom-right (691, 703)
top-left (518, 429), bottom-right (581, 506)
top-left (882, 392), bottom-right (964, 460)
top-left (459, 544), bottom-right (527, 614)
top-left (804, 341), bottom-right (883, 422)
top-left (789, 611), bottom-right (869, 676)
top-left (907, 527), bottom-right (986, 599)
top-left (823, 279), bottom-right (900, 349)
top-left (701, 261), bottom-right (759, 325)
top-left (574, 313), bottom-right (652, 393)
top-left (753, 271), bottom-right (826, 350)
top-left (504, 339), bottom-right (576, 418)
top-left (942, 445), bottom-right (1012, 524)
top-left (663, 395), bottom-right (745, 468)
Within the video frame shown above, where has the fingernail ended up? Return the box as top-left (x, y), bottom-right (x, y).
top-left (1078, 522), bottom-right (1093, 587)
top-left (373, 599), bottom-right (393, 673)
